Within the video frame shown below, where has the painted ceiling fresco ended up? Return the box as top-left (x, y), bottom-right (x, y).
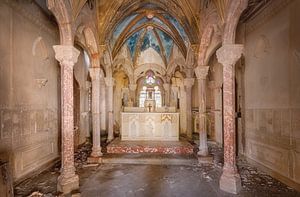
top-left (111, 7), bottom-right (190, 66)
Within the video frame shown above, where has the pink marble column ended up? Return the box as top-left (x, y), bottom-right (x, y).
top-left (183, 78), bottom-right (194, 139)
top-left (88, 67), bottom-right (102, 163)
top-left (105, 77), bottom-right (115, 141)
top-left (100, 79), bottom-right (106, 131)
top-left (216, 44), bottom-right (244, 194)
top-left (195, 66), bottom-right (209, 156)
top-left (53, 45), bottom-right (80, 194)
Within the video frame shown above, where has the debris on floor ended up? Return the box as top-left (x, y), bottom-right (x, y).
top-left (13, 142), bottom-right (300, 197)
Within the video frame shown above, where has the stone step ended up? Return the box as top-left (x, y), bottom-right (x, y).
top-left (102, 153), bottom-right (198, 166)
top-left (106, 138), bottom-right (195, 155)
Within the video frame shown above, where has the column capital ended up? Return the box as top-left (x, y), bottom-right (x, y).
top-left (89, 67), bottom-right (101, 81)
top-left (183, 78), bottom-right (195, 88)
top-left (195, 66), bottom-right (209, 80)
top-left (216, 44), bottom-right (244, 66)
top-left (163, 83), bottom-right (170, 90)
top-left (53, 45), bottom-right (80, 66)
top-left (129, 84), bottom-right (137, 91)
top-left (104, 77), bottom-right (115, 87)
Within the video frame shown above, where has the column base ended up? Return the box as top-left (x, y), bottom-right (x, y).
top-left (87, 156), bottom-right (102, 164)
top-left (198, 155), bottom-right (213, 164)
top-left (197, 148), bottom-right (208, 157)
top-left (219, 171), bottom-right (242, 194)
top-left (57, 174), bottom-right (79, 194)
top-left (91, 148), bottom-right (103, 158)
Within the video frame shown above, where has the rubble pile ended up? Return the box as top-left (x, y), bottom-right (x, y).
top-left (74, 142), bottom-right (92, 168)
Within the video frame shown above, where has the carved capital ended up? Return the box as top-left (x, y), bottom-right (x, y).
top-left (53, 45), bottom-right (80, 67)
top-left (105, 77), bottom-right (115, 87)
top-left (195, 66), bottom-right (209, 80)
top-left (129, 84), bottom-right (137, 91)
top-left (163, 83), bottom-right (170, 91)
top-left (217, 44), bottom-right (244, 66)
top-left (89, 67), bottom-right (101, 81)
top-left (183, 78), bottom-right (195, 88)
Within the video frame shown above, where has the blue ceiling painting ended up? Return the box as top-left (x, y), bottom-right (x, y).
top-left (156, 29), bottom-right (173, 61)
top-left (140, 29), bottom-right (161, 54)
top-left (112, 10), bottom-right (189, 65)
top-left (127, 30), bottom-right (144, 58)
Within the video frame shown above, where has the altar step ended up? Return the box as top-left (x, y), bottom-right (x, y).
top-left (106, 138), bottom-right (195, 155)
top-left (102, 153), bottom-right (198, 166)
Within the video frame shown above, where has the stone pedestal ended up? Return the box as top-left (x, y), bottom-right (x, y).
top-left (105, 77), bottom-right (115, 141)
top-left (195, 66), bottom-right (210, 158)
top-left (88, 67), bottom-right (103, 163)
top-left (217, 44), bottom-right (244, 194)
top-left (183, 78), bottom-right (194, 139)
top-left (53, 45), bottom-right (80, 194)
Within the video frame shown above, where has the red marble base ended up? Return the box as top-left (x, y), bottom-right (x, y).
top-left (107, 138), bottom-right (194, 154)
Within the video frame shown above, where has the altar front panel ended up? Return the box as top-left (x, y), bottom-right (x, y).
top-left (121, 112), bottom-right (179, 141)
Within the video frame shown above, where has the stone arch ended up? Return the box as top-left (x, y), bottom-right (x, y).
top-left (223, 0), bottom-right (248, 44)
top-left (47, 0), bottom-right (73, 45)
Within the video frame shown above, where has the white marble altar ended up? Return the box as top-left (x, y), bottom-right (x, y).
top-left (121, 112), bottom-right (179, 141)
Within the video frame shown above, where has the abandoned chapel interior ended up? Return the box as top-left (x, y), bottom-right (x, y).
top-left (0, 0), bottom-right (300, 196)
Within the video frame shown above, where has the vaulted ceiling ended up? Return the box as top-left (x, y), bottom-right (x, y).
top-left (97, 0), bottom-right (201, 47)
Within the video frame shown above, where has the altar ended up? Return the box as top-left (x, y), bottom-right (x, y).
top-left (121, 112), bottom-right (179, 141)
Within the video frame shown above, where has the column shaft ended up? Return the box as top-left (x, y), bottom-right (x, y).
top-left (195, 66), bottom-right (209, 156)
top-left (53, 45), bottom-right (80, 194)
top-left (217, 44), bottom-right (244, 194)
top-left (105, 77), bottom-right (115, 141)
top-left (90, 68), bottom-right (102, 158)
top-left (100, 79), bottom-right (106, 131)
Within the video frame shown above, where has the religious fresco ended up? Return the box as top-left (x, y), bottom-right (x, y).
top-left (111, 10), bottom-right (190, 65)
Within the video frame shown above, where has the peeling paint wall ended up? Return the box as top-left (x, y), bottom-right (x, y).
top-left (239, 0), bottom-right (300, 188)
top-left (0, 1), bottom-right (60, 180)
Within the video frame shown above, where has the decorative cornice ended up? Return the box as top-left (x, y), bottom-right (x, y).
top-left (245, 0), bottom-right (292, 35)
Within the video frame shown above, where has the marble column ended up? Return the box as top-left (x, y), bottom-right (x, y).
top-left (53, 45), bottom-right (80, 194)
top-left (88, 67), bottom-right (102, 163)
top-left (216, 44), bottom-right (244, 194)
top-left (128, 84), bottom-right (137, 107)
top-left (163, 83), bottom-right (170, 106)
top-left (105, 77), bottom-right (115, 141)
top-left (195, 66), bottom-right (210, 157)
top-left (183, 78), bottom-right (194, 139)
top-left (100, 79), bottom-right (106, 131)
